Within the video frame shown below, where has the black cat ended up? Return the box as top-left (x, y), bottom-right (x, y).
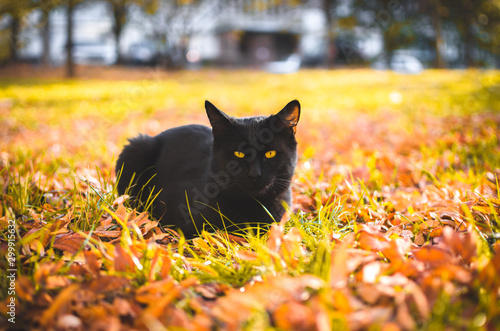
top-left (116, 100), bottom-right (300, 238)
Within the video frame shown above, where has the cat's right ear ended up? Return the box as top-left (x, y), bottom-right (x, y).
top-left (205, 101), bottom-right (232, 132)
top-left (274, 100), bottom-right (301, 135)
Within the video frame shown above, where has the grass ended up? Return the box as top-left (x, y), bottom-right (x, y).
top-left (0, 68), bottom-right (499, 330)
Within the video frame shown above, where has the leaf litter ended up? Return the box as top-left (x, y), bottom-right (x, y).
top-left (0, 70), bottom-right (500, 330)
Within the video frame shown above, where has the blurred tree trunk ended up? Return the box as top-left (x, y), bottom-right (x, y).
top-left (66, 0), bottom-right (75, 77)
top-left (111, 0), bottom-right (127, 64)
top-left (462, 0), bottom-right (474, 67)
top-left (322, 0), bottom-right (338, 67)
top-left (41, 9), bottom-right (51, 66)
top-left (383, 32), bottom-right (392, 68)
top-left (433, 21), bottom-right (444, 68)
top-left (9, 17), bottom-right (20, 63)
top-left (462, 24), bottom-right (474, 67)
top-left (431, 1), bottom-right (445, 68)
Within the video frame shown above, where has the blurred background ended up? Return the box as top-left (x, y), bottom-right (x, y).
top-left (0, 0), bottom-right (499, 76)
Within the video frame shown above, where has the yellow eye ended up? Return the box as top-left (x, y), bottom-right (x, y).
top-left (234, 151), bottom-right (245, 158)
top-left (265, 150), bottom-right (276, 158)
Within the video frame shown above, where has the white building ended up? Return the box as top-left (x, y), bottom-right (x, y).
top-left (13, 1), bottom-right (339, 69)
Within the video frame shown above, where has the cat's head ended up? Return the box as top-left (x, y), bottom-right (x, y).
top-left (205, 100), bottom-right (300, 198)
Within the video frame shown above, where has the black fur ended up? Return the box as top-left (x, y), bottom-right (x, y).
top-left (116, 100), bottom-right (300, 238)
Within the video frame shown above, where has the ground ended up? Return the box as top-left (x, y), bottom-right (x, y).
top-left (0, 66), bottom-right (499, 330)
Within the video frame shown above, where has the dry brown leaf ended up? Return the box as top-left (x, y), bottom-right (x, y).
top-left (53, 232), bottom-right (87, 253)
top-left (236, 249), bottom-right (259, 261)
top-left (356, 284), bottom-right (384, 304)
top-left (113, 297), bottom-right (137, 318)
top-left (358, 228), bottom-right (391, 252)
top-left (16, 275), bottom-right (35, 302)
top-left (44, 275), bottom-right (70, 290)
top-left (479, 243), bottom-right (500, 290)
top-left (407, 281), bottom-right (430, 320)
top-left (39, 284), bottom-right (78, 327)
top-left (414, 246), bottom-right (453, 266)
top-left (395, 293), bottom-right (415, 331)
top-left (84, 250), bottom-right (102, 277)
top-left (414, 230), bottom-right (426, 246)
top-left (87, 275), bottom-right (130, 293)
top-left (274, 301), bottom-right (316, 331)
top-left (113, 244), bottom-right (137, 272)
top-left (113, 195), bottom-right (129, 207)
top-left (135, 277), bottom-right (176, 303)
top-left (267, 223), bottom-right (284, 251)
top-left (93, 230), bottom-right (121, 238)
top-left (441, 226), bottom-right (477, 264)
top-left (346, 307), bottom-right (392, 330)
top-left (141, 220), bottom-right (159, 235)
top-left (330, 241), bottom-right (348, 288)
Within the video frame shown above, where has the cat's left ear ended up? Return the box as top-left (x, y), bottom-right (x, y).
top-left (205, 101), bottom-right (232, 132)
top-left (275, 100), bottom-right (300, 135)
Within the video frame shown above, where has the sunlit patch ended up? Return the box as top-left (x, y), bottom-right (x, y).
top-left (186, 50), bottom-right (201, 63)
top-left (389, 91), bottom-right (403, 104)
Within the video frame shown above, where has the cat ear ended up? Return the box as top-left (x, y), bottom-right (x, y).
top-left (205, 101), bottom-right (232, 132)
top-left (275, 100), bottom-right (300, 135)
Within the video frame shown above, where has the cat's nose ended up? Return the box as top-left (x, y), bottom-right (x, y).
top-left (248, 164), bottom-right (262, 180)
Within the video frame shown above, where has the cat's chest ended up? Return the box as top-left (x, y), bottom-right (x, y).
top-left (213, 193), bottom-right (279, 220)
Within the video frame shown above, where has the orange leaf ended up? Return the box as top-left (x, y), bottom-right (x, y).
top-left (442, 226), bottom-right (477, 264)
top-left (53, 232), bottom-right (87, 254)
top-left (356, 284), bottom-right (384, 304)
top-left (332, 289), bottom-right (352, 313)
top-left (141, 286), bottom-right (181, 318)
top-left (160, 254), bottom-right (172, 279)
top-left (267, 224), bottom-right (283, 251)
top-left (113, 195), bottom-right (129, 206)
top-left (395, 293), bottom-right (416, 330)
top-left (414, 246), bottom-right (452, 266)
top-left (236, 249), bottom-right (259, 261)
top-left (381, 239), bottom-right (406, 265)
top-left (479, 243), bottom-right (500, 290)
top-left (87, 275), bottom-right (130, 292)
top-left (136, 278), bottom-right (176, 302)
top-left (99, 216), bottom-right (114, 230)
top-left (181, 276), bottom-right (200, 288)
top-left (407, 281), bottom-right (430, 319)
top-left (282, 227), bottom-right (305, 264)
top-left (93, 230), bottom-right (121, 239)
top-left (149, 246), bottom-right (162, 281)
top-left (358, 229), bottom-right (390, 252)
top-left (40, 284), bottom-right (78, 327)
top-left (44, 275), bottom-right (70, 289)
top-left (383, 323), bottom-right (402, 331)
top-left (113, 297), bottom-right (136, 318)
top-left (330, 241), bottom-right (348, 288)
top-left (274, 301), bottom-right (315, 330)
top-left (187, 260), bottom-right (218, 277)
top-left (84, 250), bottom-right (101, 277)
top-left (113, 244), bottom-right (136, 272)
top-left (15, 276), bottom-right (35, 302)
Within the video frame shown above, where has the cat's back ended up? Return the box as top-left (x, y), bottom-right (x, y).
top-left (155, 124), bottom-right (212, 150)
top-left (154, 124), bottom-right (213, 180)
top-left (116, 124), bottom-right (212, 196)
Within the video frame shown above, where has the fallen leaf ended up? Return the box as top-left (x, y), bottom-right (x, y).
top-left (40, 284), bottom-right (78, 327)
top-left (414, 246), bottom-right (453, 266)
top-left (274, 301), bottom-right (316, 330)
top-left (53, 232), bottom-right (87, 253)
